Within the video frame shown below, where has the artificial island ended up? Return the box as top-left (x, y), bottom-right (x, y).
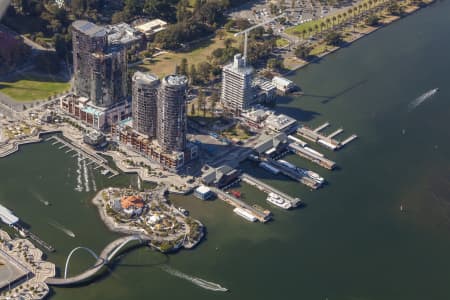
top-left (0, 0), bottom-right (435, 298)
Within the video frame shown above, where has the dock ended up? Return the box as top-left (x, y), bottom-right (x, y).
top-left (314, 122), bottom-right (330, 133)
top-left (297, 122), bottom-right (357, 151)
top-left (241, 173), bottom-right (302, 207)
top-left (340, 134), bottom-right (358, 147)
top-left (288, 143), bottom-right (336, 170)
top-left (327, 128), bottom-right (344, 139)
top-left (46, 135), bottom-right (118, 178)
top-left (267, 159), bottom-right (321, 189)
top-left (211, 187), bottom-right (272, 223)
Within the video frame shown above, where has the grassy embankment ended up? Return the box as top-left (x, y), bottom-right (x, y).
top-left (0, 76), bottom-right (70, 102)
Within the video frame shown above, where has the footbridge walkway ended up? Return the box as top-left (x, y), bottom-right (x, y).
top-left (46, 234), bottom-right (150, 286)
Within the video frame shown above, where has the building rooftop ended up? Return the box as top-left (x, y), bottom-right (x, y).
top-left (165, 74), bottom-right (188, 86)
top-left (72, 20), bottom-right (106, 38)
top-left (134, 19), bottom-right (167, 35)
top-left (121, 195), bottom-right (144, 209)
top-left (265, 113), bottom-right (297, 132)
top-left (223, 54), bottom-right (254, 76)
top-left (105, 22), bottom-right (142, 46)
top-left (195, 185), bottom-right (211, 194)
top-left (133, 71), bottom-right (159, 85)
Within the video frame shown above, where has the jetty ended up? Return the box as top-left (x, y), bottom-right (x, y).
top-left (266, 159), bottom-right (321, 189)
top-left (211, 187), bottom-right (272, 223)
top-left (241, 173), bottom-right (302, 207)
top-left (288, 143), bottom-right (336, 170)
top-left (46, 135), bottom-right (118, 178)
top-left (296, 122), bottom-right (357, 151)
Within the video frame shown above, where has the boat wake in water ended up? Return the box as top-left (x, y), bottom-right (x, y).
top-left (48, 220), bottom-right (76, 238)
top-left (160, 265), bottom-right (228, 292)
top-left (408, 88), bottom-right (438, 111)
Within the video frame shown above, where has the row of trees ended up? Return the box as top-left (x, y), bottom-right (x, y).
top-left (294, 0), bottom-right (408, 39)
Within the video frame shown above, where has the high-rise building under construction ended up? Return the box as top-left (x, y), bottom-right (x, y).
top-left (131, 71), bottom-right (160, 137)
top-left (220, 53), bottom-right (254, 115)
top-left (72, 20), bottom-right (128, 107)
top-left (157, 75), bottom-right (188, 153)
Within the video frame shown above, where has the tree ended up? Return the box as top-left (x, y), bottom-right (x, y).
top-left (197, 62), bottom-right (211, 83)
top-left (189, 64), bottom-right (197, 84)
top-left (294, 45), bottom-right (311, 59)
top-left (124, 0), bottom-right (143, 16)
top-left (197, 89), bottom-right (206, 117)
top-left (112, 11), bottom-right (127, 24)
top-left (365, 14), bottom-right (380, 26)
top-left (216, 29), bottom-right (225, 40)
top-left (224, 37), bottom-right (234, 48)
top-left (266, 57), bottom-right (283, 71)
top-left (387, 2), bottom-right (404, 16)
top-left (325, 31), bottom-right (343, 46)
top-left (180, 58), bottom-right (188, 75)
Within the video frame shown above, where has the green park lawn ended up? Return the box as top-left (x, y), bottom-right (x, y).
top-left (136, 32), bottom-right (239, 77)
top-left (0, 77), bottom-right (70, 102)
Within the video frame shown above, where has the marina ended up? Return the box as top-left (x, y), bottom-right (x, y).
top-left (296, 122), bottom-right (358, 151)
top-left (241, 173), bottom-right (301, 208)
top-left (46, 135), bottom-right (118, 178)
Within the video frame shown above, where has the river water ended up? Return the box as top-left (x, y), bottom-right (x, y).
top-left (1, 2), bottom-right (450, 299)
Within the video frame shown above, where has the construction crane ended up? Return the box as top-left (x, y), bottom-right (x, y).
top-left (234, 14), bottom-right (285, 66)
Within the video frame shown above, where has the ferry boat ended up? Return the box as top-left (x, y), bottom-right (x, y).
top-left (259, 162), bottom-right (280, 175)
top-left (266, 192), bottom-right (292, 210)
top-left (233, 207), bottom-right (257, 222)
top-left (277, 159), bottom-right (297, 170)
top-left (302, 170), bottom-right (324, 184)
top-left (277, 160), bottom-right (324, 184)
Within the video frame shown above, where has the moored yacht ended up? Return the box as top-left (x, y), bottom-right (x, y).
top-left (266, 192), bottom-right (292, 210)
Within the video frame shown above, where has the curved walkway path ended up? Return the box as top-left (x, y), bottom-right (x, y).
top-left (46, 235), bottom-right (150, 286)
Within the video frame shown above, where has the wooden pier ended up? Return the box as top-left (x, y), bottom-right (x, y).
top-left (288, 143), bottom-right (336, 170)
top-left (211, 187), bottom-right (272, 223)
top-left (327, 128), bottom-right (344, 139)
top-left (297, 122), bottom-right (357, 151)
top-left (314, 122), bottom-right (330, 133)
top-left (241, 173), bottom-right (302, 207)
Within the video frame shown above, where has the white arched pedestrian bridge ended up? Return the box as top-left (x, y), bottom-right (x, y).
top-left (46, 235), bottom-right (150, 286)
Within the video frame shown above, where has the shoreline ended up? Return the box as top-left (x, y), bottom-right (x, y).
top-left (282, 1), bottom-right (435, 76)
top-left (91, 188), bottom-right (205, 253)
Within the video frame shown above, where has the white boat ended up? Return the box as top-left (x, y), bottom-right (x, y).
top-left (233, 207), bottom-right (257, 222)
top-left (303, 170), bottom-right (324, 184)
top-left (101, 169), bottom-right (109, 175)
top-left (266, 192), bottom-right (292, 210)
